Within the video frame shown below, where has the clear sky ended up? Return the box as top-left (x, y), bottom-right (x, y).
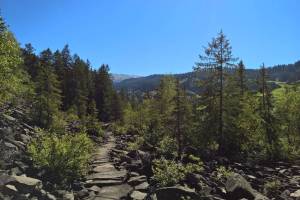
top-left (1, 0), bottom-right (299, 76)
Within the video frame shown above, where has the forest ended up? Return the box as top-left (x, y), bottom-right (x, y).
top-left (1, 14), bottom-right (300, 200)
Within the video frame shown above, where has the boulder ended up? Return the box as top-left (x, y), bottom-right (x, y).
top-left (96, 184), bottom-right (133, 199)
top-left (130, 190), bottom-right (147, 200)
top-left (128, 176), bottom-right (147, 186)
top-left (135, 182), bottom-right (149, 192)
top-left (76, 188), bottom-right (89, 199)
top-left (290, 189), bottom-right (300, 198)
top-left (0, 174), bottom-right (15, 186)
top-left (10, 175), bottom-right (42, 193)
top-left (225, 173), bottom-right (268, 200)
top-left (2, 184), bottom-right (18, 196)
top-left (155, 185), bottom-right (199, 200)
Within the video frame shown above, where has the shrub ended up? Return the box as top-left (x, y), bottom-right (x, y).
top-left (127, 136), bottom-right (144, 151)
top-left (263, 179), bottom-right (281, 197)
top-left (111, 123), bottom-right (128, 135)
top-left (158, 136), bottom-right (178, 158)
top-left (216, 166), bottom-right (233, 179)
top-left (85, 115), bottom-right (104, 138)
top-left (152, 158), bottom-right (185, 187)
top-left (28, 129), bottom-right (93, 184)
top-left (152, 157), bottom-right (203, 187)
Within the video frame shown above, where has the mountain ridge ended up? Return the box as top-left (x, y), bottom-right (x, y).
top-left (115, 60), bottom-right (300, 92)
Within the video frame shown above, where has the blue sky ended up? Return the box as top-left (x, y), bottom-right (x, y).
top-left (1, 0), bottom-right (299, 76)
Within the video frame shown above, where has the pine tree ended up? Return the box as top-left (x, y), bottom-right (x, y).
top-left (33, 49), bottom-right (61, 129)
top-left (258, 63), bottom-right (278, 158)
top-left (57, 45), bottom-right (73, 111)
top-left (172, 79), bottom-right (192, 156)
top-left (94, 64), bottom-right (114, 122)
top-left (194, 31), bottom-right (237, 154)
top-left (156, 76), bottom-right (176, 136)
top-left (237, 60), bottom-right (246, 96)
top-left (72, 55), bottom-right (89, 119)
top-left (111, 91), bottom-right (123, 122)
top-left (22, 43), bottom-right (40, 81)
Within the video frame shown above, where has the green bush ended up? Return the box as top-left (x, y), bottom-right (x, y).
top-left (216, 166), bottom-right (233, 179)
top-left (152, 157), bottom-right (203, 187)
top-left (85, 115), bottom-right (104, 137)
top-left (127, 136), bottom-right (145, 151)
top-left (158, 136), bottom-right (178, 158)
top-left (28, 129), bottom-right (94, 184)
top-left (263, 179), bottom-right (281, 197)
top-left (111, 123), bottom-right (128, 135)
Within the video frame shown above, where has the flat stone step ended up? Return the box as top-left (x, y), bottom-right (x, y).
top-left (91, 164), bottom-right (116, 173)
top-left (92, 184), bottom-right (133, 200)
top-left (87, 170), bottom-right (127, 181)
top-left (85, 179), bottom-right (124, 187)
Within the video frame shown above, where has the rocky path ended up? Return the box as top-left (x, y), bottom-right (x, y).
top-left (83, 132), bottom-right (131, 199)
top-left (80, 132), bottom-right (148, 200)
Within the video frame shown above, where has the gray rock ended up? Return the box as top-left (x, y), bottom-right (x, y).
top-left (85, 179), bottom-right (123, 187)
top-left (155, 185), bottom-right (199, 200)
top-left (15, 134), bottom-right (31, 144)
top-left (2, 184), bottom-right (18, 196)
top-left (88, 185), bottom-right (101, 192)
top-left (290, 189), bottom-right (300, 198)
top-left (76, 188), bottom-right (89, 199)
top-left (10, 175), bottom-right (42, 193)
top-left (134, 182), bottom-right (149, 192)
top-left (86, 170), bottom-right (127, 181)
top-left (63, 191), bottom-right (74, 200)
top-left (225, 173), bottom-right (269, 200)
top-left (130, 190), bottom-right (147, 200)
top-left (0, 174), bottom-right (15, 185)
top-left (96, 184), bottom-right (133, 199)
top-left (128, 175), bottom-right (147, 186)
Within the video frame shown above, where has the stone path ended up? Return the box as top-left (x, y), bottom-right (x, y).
top-left (83, 132), bottom-right (132, 200)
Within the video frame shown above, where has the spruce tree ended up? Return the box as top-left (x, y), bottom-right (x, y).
top-left (94, 64), bottom-right (114, 122)
top-left (237, 60), bottom-right (246, 96)
top-left (72, 55), bottom-right (89, 119)
top-left (258, 63), bottom-right (278, 158)
top-left (194, 31), bottom-right (237, 154)
top-left (172, 79), bottom-right (192, 156)
top-left (33, 49), bottom-right (61, 129)
top-left (22, 43), bottom-right (40, 81)
top-left (156, 76), bottom-right (176, 136)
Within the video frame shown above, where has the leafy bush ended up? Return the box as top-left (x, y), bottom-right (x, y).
top-left (111, 123), bottom-right (128, 135)
top-left (85, 115), bottom-right (104, 137)
top-left (216, 166), bottom-right (233, 179)
top-left (49, 113), bottom-right (68, 135)
top-left (28, 129), bottom-right (93, 184)
top-left (158, 136), bottom-right (178, 158)
top-left (263, 180), bottom-right (281, 197)
top-left (127, 136), bottom-right (144, 151)
top-left (152, 157), bottom-right (203, 187)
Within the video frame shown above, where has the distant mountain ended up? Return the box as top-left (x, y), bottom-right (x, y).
top-left (111, 74), bottom-right (141, 83)
top-left (115, 60), bottom-right (300, 92)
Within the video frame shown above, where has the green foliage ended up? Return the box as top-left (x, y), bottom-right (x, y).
top-left (32, 49), bottom-right (62, 129)
top-left (152, 158), bottom-right (186, 187)
top-left (216, 166), bottom-right (233, 179)
top-left (28, 129), bottom-right (93, 184)
top-left (0, 17), bottom-right (32, 105)
top-left (85, 115), bottom-right (104, 137)
top-left (158, 136), bottom-right (178, 158)
top-left (152, 158), bottom-right (203, 187)
top-left (127, 136), bottom-right (145, 151)
top-left (263, 180), bottom-right (281, 197)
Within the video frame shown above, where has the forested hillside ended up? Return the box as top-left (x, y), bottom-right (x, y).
top-left (115, 61), bottom-right (300, 93)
